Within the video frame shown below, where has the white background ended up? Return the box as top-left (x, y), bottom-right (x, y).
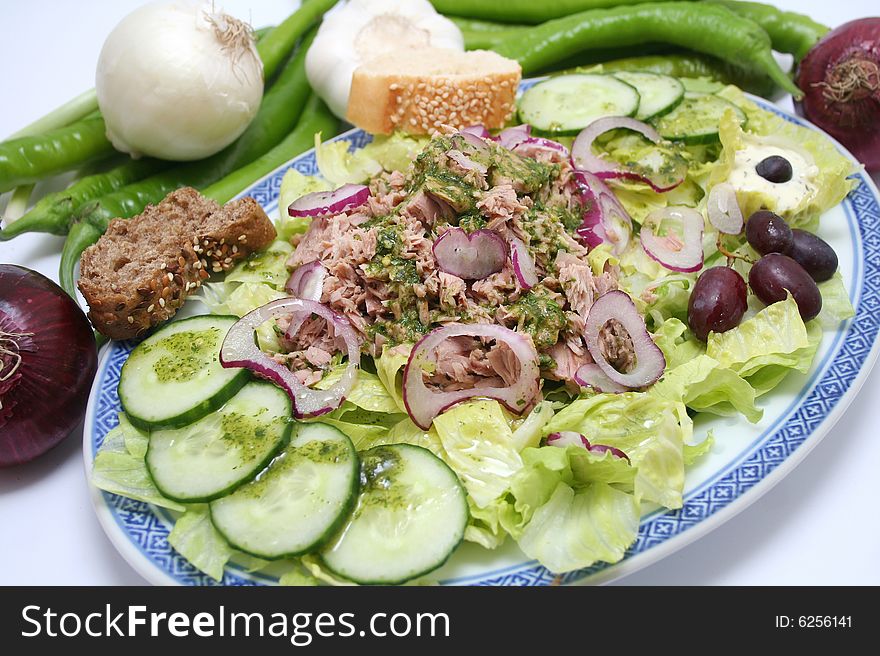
top-left (1, 0), bottom-right (878, 586)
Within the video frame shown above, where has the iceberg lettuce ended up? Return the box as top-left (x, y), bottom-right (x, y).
top-left (91, 414), bottom-right (185, 512)
top-left (544, 392), bottom-right (691, 509)
top-left (375, 343), bottom-right (413, 413)
top-left (167, 505), bottom-right (234, 581)
top-left (224, 239), bottom-right (292, 290)
top-left (816, 272), bottom-right (856, 329)
top-left (707, 296), bottom-right (820, 394)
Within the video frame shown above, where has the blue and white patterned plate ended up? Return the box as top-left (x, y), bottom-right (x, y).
top-left (83, 92), bottom-right (880, 586)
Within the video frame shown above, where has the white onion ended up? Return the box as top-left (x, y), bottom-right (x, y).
top-left (707, 183), bottom-right (745, 234)
top-left (96, 2), bottom-right (263, 161)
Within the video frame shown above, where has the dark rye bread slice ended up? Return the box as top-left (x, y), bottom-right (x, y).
top-left (79, 187), bottom-right (275, 340)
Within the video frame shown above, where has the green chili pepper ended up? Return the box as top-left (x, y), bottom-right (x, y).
top-left (431, 0), bottom-right (680, 24)
top-left (704, 1), bottom-right (828, 60)
top-left (257, 0), bottom-right (335, 80)
top-left (204, 95), bottom-right (337, 204)
top-left (0, 116), bottom-right (113, 193)
top-left (447, 16), bottom-right (528, 49)
top-left (59, 30), bottom-right (317, 297)
top-left (0, 158), bottom-right (167, 240)
top-left (492, 1), bottom-right (802, 97)
top-left (588, 53), bottom-right (777, 97)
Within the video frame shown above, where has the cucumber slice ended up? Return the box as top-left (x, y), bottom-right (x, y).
top-left (146, 381), bottom-right (292, 502)
top-left (119, 315), bottom-right (248, 431)
top-left (613, 72), bottom-right (684, 121)
top-left (321, 444), bottom-right (468, 585)
top-left (518, 74), bottom-right (639, 135)
top-left (210, 423), bottom-right (359, 559)
top-left (652, 94), bottom-right (747, 145)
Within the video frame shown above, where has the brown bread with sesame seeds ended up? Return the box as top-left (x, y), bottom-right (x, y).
top-left (346, 48), bottom-right (521, 135)
top-left (78, 187), bottom-right (275, 340)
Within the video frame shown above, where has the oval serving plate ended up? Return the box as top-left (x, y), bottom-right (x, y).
top-left (83, 92), bottom-right (880, 586)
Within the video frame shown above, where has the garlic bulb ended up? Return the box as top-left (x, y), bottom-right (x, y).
top-left (96, 1), bottom-right (263, 161)
top-left (306, 0), bottom-right (464, 119)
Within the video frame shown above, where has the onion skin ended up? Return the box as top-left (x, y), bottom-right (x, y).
top-left (0, 265), bottom-right (97, 467)
top-left (795, 18), bottom-right (880, 172)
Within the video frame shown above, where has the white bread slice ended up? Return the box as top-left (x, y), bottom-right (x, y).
top-left (347, 48), bottom-right (521, 135)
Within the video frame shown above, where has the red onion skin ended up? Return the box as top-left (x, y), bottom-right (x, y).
top-left (796, 18), bottom-right (880, 172)
top-left (0, 265), bottom-right (97, 467)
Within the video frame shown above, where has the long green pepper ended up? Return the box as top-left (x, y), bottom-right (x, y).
top-left (59, 30), bottom-right (318, 296)
top-left (0, 116), bottom-right (113, 193)
top-left (492, 1), bottom-right (802, 97)
top-left (430, 0), bottom-right (687, 24)
top-left (703, 0), bottom-right (829, 60)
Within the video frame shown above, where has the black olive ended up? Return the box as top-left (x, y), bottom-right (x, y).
top-left (755, 155), bottom-right (793, 183)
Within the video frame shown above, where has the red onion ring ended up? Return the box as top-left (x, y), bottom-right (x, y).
top-left (573, 363), bottom-right (628, 394)
top-left (496, 124), bottom-right (531, 150)
top-left (285, 260), bottom-right (327, 301)
top-left (546, 431), bottom-right (630, 462)
top-left (288, 183), bottom-right (369, 217)
top-left (433, 228), bottom-right (508, 280)
top-left (589, 444), bottom-right (631, 462)
top-left (571, 116), bottom-right (684, 192)
top-left (447, 149), bottom-right (488, 174)
top-left (707, 183), bottom-right (744, 235)
top-left (220, 298), bottom-right (361, 418)
top-left (575, 171), bottom-right (632, 255)
top-left (509, 237), bottom-right (539, 289)
top-left (461, 125), bottom-right (490, 139)
top-left (584, 290), bottom-right (666, 389)
top-left (546, 431), bottom-right (591, 448)
top-left (402, 323), bottom-right (541, 429)
top-left (640, 207), bottom-right (704, 273)
top-left (458, 130), bottom-right (490, 153)
top-left (512, 137), bottom-right (570, 160)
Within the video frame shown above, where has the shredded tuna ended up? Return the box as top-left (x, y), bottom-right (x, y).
top-left (279, 131), bottom-right (636, 389)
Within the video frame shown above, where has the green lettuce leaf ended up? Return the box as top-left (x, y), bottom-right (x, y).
top-left (510, 401), bottom-right (555, 452)
top-left (684, 433), bottom-right (714, 465)
top-left (516, 481), bottom-right (639, 574)
top-left (91, 414), bottom-right (185, 512)
top-left (652, 354), bottom-right (762, 422)
top-left (433, 400), bottom-right (524, 509)
top-left (375, 344), bottom-right (413, 413)
top-left (508, 445), bottom-right (639, 573)
top-left (167, 505), bottom-right (233, 582)
top-left (653, 317), bottom-right (705, 369)
top-left (816, 272), bottom-right (855, 329)
top-left (544, 392), bottom-right (691, 509)
top-left (706, 296), bottom-right (820, 394)
top-left (315, 367), bottom-right (400, 415)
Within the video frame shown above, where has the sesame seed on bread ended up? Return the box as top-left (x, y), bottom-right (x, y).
top-left (346, 48), bottom-right (521, 135)
top-left (79, 187), bottom-right (275, 340)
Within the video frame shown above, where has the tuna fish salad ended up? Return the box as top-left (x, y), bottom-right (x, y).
top-left (283, 130), bottom-right (630, 392)
top-left (123, 78), bottom-right (859, 582)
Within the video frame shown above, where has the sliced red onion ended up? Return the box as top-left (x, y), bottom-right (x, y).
top-left (461, 125), bottom-right (490, 139)
top-left (458, 130), bottom-right (490, 153)
top-left (584, 290), bottom-right (666, 389)
top-left (509, 237), bottom-right (538, 289)
top-left (447, 149), bottom-right (488, 175)
top-left (571, 116), bottom-right (684, 192)
top-left (589, 444), bottom-right (630, 462)
top-left (575, 171), bottom-right (632, 255)
top-left (402, 323), bottom-right (541, 429)
top-left (288, 183), bottom-right (369, 217)
top-left (512, 137), bottom-right (570, 160)
top-left (546, 431), bottom-right (591, 448)
top-left (285, 260), bottom-right (327, 301)
top-left (220, 298), bottom-right (361, 419)
top-left (433, 228), bottom-right (507, 280)
top-left (496, 124), bottom-right (531, 150)
top-left (640, 207), bottom-right (704, 273)
top-left (707, 183), bottom-right (744, 235)
top-left (573, 363), bottom-right (628, 393)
